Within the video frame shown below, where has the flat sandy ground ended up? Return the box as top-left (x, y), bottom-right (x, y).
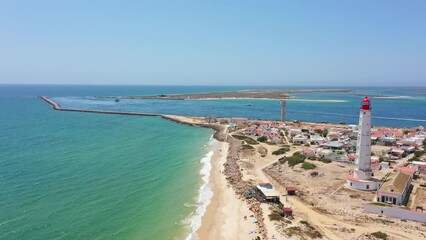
top-left (260, 146), bottom-right (426, 239)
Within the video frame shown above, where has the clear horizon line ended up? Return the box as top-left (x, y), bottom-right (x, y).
top-left (1, 83), bottom-right (426, 88)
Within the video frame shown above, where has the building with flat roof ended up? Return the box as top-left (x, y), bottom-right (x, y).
top-left (256, 185), bottom-right (280, 203)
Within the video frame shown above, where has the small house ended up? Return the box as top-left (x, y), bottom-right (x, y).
top-left (286, 186), bottom-right (296, 195)
top-left (282, 207), bottom-right (293, 217)
top-left (376, 172), bottom-right (412, 205)
top-left (256, 185), bottom-right (280, 203)
top-left (293, 135), bottom-right (308, 145)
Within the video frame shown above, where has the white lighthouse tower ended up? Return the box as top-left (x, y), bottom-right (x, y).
top-left (347, 96), bottom-right (380, 191)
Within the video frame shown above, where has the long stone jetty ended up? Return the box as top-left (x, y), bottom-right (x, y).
top-left (38, 96), bottom-right (161, 117)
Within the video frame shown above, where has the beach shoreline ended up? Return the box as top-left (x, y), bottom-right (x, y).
top-left (195, 140), bottom-right (255, 240)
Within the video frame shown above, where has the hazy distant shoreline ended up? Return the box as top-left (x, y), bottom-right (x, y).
top-left (95, 89), bottom-right (352, 101)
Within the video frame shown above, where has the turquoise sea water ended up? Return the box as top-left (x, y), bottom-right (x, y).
top-left (0, 92), bottom-right (213, 239)
top-left (0, 85), bottom-right (425, 240)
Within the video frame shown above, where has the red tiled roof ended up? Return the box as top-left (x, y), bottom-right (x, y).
top-left (347, 174), bottom-right (361, 182)
top-left (286, 186), bottom-right (296, 191)
top-left (398, 167), bottom-right (416, 174)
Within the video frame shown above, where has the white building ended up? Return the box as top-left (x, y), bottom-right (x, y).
top-left (309, 135), bottom-right (324, 145)
top-left (411, 161), bottom-right (426, 173)
top-left (376, 172), bottom-right (412, 205)
top-left (293, 134), bottom-right (308, 145)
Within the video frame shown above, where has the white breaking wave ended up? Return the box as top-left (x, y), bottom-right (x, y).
top-left (185, 136), bottom-right (215, 240)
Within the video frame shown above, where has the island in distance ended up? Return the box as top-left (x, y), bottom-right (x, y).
top-left (96, 89), bottom-right (352, 100)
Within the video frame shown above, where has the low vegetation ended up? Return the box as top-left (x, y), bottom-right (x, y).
top-left (349, 194), bottom-right (360, 198)
top-left (414, 150), bottom-right (426, 157)
top-left (242, 144), bottom-right (255, 150)
top-left (272, 147), bottom-right (290, 155)
top-left (286, 152), bottom-right (305, 167)
top-left (257, 136), bottom-right (267, 142)
top-left (371, 202), bottom-right (387, 207)
top-left (301, 162), bottom-right (317, 170)
top-left (268, 211), bottom-right (283, 221)
top-left (370, 231), bottom-right (388, 239)
top-left (319, 158), bottom-right (332, 163)
top-left (232, 135), bottom-right (258, 145)
top-left (299, 221), bottom-right (322, 239)
top-left (285, 226), bottom-right (301, 237)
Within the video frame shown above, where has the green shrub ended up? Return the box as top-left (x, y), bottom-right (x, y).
top-left (300, 220), bottom-right (309, 226)
top-left (272, 147), bottom-right (290, 155)
top-left (232, 135), bottom-right (258, 145)
top-left (414, 150), bottom-right (426, 157)
top-left (322, 129), bottom-right (328, 137)
top-left (287, 153), bottom-right (306, 166)
top-left (257, 136), bottom-right (267, 142)
top-left (371, 231), bottom-right (388, 239)
top-left (319, 158), bottom-right (331, 163)
top-left (268, 212), bottom-right (283, 221)
top-left (302, 162), bottom-right (317, 170)
top-left (242, 145), bottom-right (255, 150)
top-left (285, 226), bottom-right (301, 237)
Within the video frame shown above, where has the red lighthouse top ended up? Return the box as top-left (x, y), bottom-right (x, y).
top-left (361, 96), bottom-right (371, 110)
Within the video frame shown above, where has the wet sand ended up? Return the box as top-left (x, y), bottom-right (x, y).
top-left (196, 141), bottom-right (254, 240)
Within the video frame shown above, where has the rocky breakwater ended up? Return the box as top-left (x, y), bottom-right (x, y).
top-left (222, 136), bottom-right (268, 239)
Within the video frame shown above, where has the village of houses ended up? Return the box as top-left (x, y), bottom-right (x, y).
top-left (222, 116), bottom-right (426, 239)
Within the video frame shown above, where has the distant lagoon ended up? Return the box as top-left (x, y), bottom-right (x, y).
top-left (44, 85), bottom-right (426, 128)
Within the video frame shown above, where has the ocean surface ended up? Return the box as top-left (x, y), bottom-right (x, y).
top-left (0, 85), bottom-right (425, 240)
top-left (0, 85), bottom-right (215, 239)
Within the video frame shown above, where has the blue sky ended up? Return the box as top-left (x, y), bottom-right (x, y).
top-left (0, 0), bottom-right (425, 86)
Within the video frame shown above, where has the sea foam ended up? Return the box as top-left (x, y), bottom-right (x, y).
top-left (185, 137), bottom-right (215, 240)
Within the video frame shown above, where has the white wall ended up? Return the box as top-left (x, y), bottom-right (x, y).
top-left (364, 204), bottom-right (426, 223)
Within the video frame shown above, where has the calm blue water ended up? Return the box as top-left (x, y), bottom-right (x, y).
top-left (14, 85), bottom-right (424, 128)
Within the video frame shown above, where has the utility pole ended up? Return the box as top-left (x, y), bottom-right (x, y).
top-left (280, 99), bottom-right (286, 122)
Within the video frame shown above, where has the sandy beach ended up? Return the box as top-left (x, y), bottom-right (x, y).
top-left (196, 141), bottom-right (255, 240)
